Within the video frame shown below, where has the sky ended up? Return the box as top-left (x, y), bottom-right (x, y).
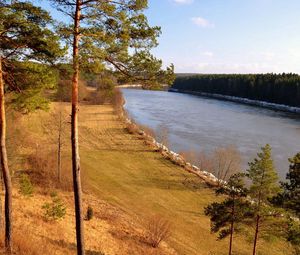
top-left (39, 0), bottom-right (300, 74)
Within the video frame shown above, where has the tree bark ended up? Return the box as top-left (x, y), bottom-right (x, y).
top-left (57, 110), bottom-right (62, 183)
top-left (71, 1), bottom-right (85, 254)
top-left (229, 198), bottom-right (235, 255)
top-left (252, 214), bottom-right (260, 255)
top-left (252, 175), bottom-right (263, 255)
top-left (0, 57), bottom-right (13, 253)
top-left (57, 132), bottom-right (61, 182)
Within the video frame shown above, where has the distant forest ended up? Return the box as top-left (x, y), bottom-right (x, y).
top-left (172, 74), bottom-right (300, 107)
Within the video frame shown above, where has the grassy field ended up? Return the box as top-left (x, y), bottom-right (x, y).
top-left (77, 104), bottom-right (292, 255)
top-left (13, 102), bottom-right (294, 255)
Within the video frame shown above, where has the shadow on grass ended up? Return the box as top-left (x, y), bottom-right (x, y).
top-left (109, 227), bottom-right (150, 247)
top-left (44, 237), bottom-right (105, 255)
top-left (130, 176), bottom-right (206, 192)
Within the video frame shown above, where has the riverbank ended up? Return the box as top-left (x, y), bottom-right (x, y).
top-left (120, 90), bottom-right (223, 186)
top-left (169, 88), bottom-right (300, 114)
top-left (122, 113), bottom-right (223, 187)
top-left (79, 103), bottom-right (293, 255)
top-left (8, 101), bottom-right (293, 255)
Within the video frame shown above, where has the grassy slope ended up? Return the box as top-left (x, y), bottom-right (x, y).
top-left (76, 104), bottom-right (292, 255)
top-left (9, 102), bottom-right (293, 255)
top-left (8, 103), bottom-right (176, 255)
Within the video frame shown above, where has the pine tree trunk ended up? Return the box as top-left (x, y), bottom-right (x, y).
top-left (57, 111), bottom-right (62, 183)
top-left (252, 214), bottom-right (260, 255)
top-left (0, 57), bottom-right (13, 253)
top-left (71, 1), bottom-right (85, 254)
top-left (57, 132), bottom-right (61, 183)
top-left (229, 197), bottom-right (235, 255)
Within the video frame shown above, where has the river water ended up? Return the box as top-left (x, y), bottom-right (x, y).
top-left (122, 88), bottom-right (300, 179)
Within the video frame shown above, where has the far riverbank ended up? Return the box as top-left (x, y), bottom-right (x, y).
top-left (169, 88), bottom-right (300, 114)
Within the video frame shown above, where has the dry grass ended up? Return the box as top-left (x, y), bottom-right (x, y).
top-left (6, 102), bottom-right (176, 255)
top-left (26, 148), bottom-right (72, 191)
top-left (12, 230), bottom-right (53, 255)
top-left (0, 230), bottom-right (54, 255)
top-left (76, 104), bottom-right (292, 255)
top-left (146, 215), bottom-right (172, 248)
top-left (7, 101), bottom-right (294, 255)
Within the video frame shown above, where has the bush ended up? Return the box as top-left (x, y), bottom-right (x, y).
top-left (112, 88), bottom-right (124, 115)
top-left (27, 149), bottom-right (72, 191)
top-left (56, 79), bottom-right (89, 102)
top-left (86, 89), bottom-right (113, 105)
top-left (96, 76), bottom-right (116, 90)
top-left (85, 206), bottom-right (94, 221)
top-left (287, 219), bottom-right (300, 253)
top-left (126, 122), bottom-right (138, 134)
top-left (146, 215), bottom-right (171, 248)
top-left (19, 173), bottom-right (34, 196)
top-left (42, 192), bottom-right (66, 221)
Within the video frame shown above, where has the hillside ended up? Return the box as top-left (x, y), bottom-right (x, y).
top-left (2, 102), bottom-right (294, 255)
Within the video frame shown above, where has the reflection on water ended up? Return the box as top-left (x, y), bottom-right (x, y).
top-left (122, 89), bottom-right (300, 179)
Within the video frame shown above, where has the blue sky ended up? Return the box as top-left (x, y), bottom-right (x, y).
top-left (39, 0), bottom-right (300, 74)
top-left (145, 0), bottom-right (300, 73)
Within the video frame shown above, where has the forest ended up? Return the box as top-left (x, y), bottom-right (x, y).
top-left (172, 74), bottom-right (300, 107)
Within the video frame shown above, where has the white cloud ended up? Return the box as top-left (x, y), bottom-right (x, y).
top-left (261, 51), bottom-right (275, 61)
top-left (288, 48), bottom-right (300, 58)
top-left (191, 17), bottom-right (215, 28)
top-left (174, 61), bottom-right (283, 74)
top-left (172, 0), bottom-right (194, 4)
top-left (203, 51), bottom-right (214, 57)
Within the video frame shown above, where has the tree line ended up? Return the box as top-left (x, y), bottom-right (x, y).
top-left (172, 74), bottom-right (300, 107)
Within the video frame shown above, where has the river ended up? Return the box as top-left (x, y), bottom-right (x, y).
top-left (122, 88), bottom-right (300, 179)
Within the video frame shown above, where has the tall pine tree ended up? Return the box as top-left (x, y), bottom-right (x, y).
top-left (205, 173), bottom-right (252, 255)
top-left (281, 153), bottom-right (300, 216)
top-left (49, 1), bottom-right (174, 254)
top-left (0, 1), bottom-right (63, 251)
top-left (247, 144), bottom-right (280, 255)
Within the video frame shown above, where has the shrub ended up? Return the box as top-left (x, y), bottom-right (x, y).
top-left (85, 205), bottom-right (94, 221)
top-left (19, 173), bottom-right (34, 196)
top-left (287, 219), bottom-right (300, 254)
top-left (112, 88), bottom-right (124, 115)
top-left (27, 149), bottom-right (72, 191)
top-left (126, 122), bottom-right (138, 134)
top-left (146, 215), bottom-right (171, 248)
top-left (42, 192), bottom-right (66, 221)
top-left (56, 79), bottom-right (89, 102)
top-left (86, 89), bottom-right (113, 105)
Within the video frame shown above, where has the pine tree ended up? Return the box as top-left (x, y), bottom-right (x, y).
top-left (271, 152), bottom-right (300, 254)
top-left (0, 1), bottom-right (63, 251)
top-left (281, 153), bottom-right (300, 216)
top-left (205, 173), bottom-right (252, 255)
top-left (49, 1), bottom-right (174, 254)
top-left (247, 144), bottom-right (280, 255)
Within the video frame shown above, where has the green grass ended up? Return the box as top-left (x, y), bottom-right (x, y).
top-left (77, 104), bottom-right (293, 255)
top-left (17, 102), bottom-right (294, 255)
